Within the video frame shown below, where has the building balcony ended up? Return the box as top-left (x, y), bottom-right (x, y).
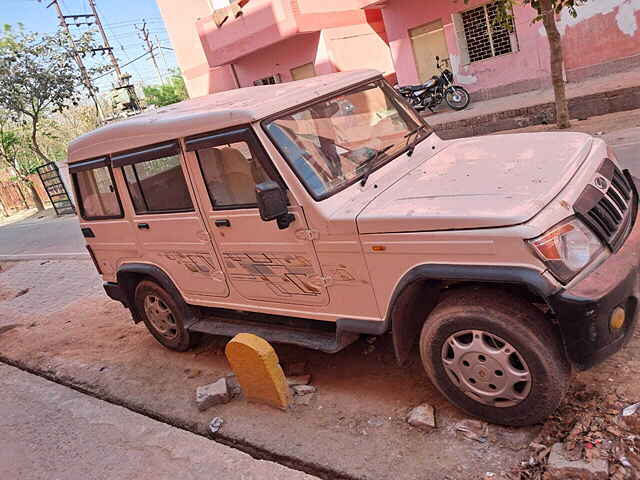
top-left (196, 0), bottom-right (373, 66)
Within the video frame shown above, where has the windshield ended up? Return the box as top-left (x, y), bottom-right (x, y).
top-left (264, 80), bottom-right (432, 200)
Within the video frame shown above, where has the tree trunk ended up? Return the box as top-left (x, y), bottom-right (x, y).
top-left (539, 0), bottom-right (570, 128)
top-left (16, 181), bottom-right (29, 209)
top-left (27, 180), bottom-right (45, 212)
top-left (29, 115), bottom-right (51, 165)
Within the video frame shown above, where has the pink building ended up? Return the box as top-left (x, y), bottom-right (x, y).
top-left (158, 0), bottom-right (640, 99)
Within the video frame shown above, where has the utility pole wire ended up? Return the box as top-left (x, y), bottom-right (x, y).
top-left (87, 0), bottom-right (140, 111)
top-left (91, 49), bottom-right (153, 81)
top-left (136, 21), bottom-right (164, 85)
top-left (46, 0), bottom-right (104, 122)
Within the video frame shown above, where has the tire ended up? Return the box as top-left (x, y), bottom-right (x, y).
top-left (134, 280), bottom-right (199, 352)
top-left (445, 86), bottom-right (470, 110)
top-left (419, 288), bottom-right (570, 426)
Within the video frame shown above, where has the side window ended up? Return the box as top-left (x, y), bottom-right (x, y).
top-left (72, 163), bottom-right (122, 220)
top-left (113, 142), bottom-right (194, 214)
top-left (196, 140), bottom-right (271, 209)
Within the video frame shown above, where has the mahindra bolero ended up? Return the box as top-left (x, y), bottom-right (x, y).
top-left (66, 70), bottom-right (639, 425)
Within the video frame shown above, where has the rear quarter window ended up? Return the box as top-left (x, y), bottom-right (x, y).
top-left (74, 166), bottom-right (123, 220)
top-left (122, 154), bottom-right (194, 214)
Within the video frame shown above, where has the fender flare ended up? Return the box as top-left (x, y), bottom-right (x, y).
top-left (116, 263), bottom-right (197, 325)
top-left (385, 264), bottom-right (558, 365)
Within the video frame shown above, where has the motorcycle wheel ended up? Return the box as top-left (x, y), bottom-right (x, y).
top-left (445, 86), bottom-right (470, 110)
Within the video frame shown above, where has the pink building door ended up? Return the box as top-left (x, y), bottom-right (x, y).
top-left (410, 20), bottom-right (450, 82)
top-left (184, 127), bottom-right (330, 307)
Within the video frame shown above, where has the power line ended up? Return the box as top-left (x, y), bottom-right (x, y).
top-left (46, 0), bottom-right (104, 122)
top-left (136, 20), bottom-right (164, 85)
top-left (91, 49), bottom-right (152, 81)
top-left (87, 0), bottom-right (141, 111)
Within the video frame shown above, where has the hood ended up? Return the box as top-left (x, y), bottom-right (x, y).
top-left (357, 132), bottom-right (593, 234)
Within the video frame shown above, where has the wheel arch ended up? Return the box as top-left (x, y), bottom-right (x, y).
top-left (116, 263), bottom-right (193, 325)
top-left (387, 264), bottom-right (558, 365)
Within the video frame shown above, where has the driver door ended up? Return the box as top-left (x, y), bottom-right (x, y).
top-left (183, 127), bottom-right (330, 307)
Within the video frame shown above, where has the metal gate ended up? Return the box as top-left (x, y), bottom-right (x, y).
top-left (36, 162), bottom-right (75, 216)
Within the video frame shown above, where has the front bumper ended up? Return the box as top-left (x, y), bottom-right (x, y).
top-left (549, 176), bottom-right (640, 370)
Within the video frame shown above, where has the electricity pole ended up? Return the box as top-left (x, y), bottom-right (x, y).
top-left (47, 0), bottom-right (104, 122)
top-left (87, 0), bottom-right (141, 112)
top-left (137, 21), bottom-right (164, 85)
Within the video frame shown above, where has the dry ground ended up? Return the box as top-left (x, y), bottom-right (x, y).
top-left (1, 260), bottom-right (639, 479)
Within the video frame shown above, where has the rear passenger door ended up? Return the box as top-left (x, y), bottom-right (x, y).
top-left (112, 141), bottom-right (229, 298)
top-left (70, 157), bottom-right (137, 280)
top-left (184, 127), bottom-right (329, 307)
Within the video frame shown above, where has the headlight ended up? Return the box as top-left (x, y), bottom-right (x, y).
top-left (528, 218), bottom-right (603, 283)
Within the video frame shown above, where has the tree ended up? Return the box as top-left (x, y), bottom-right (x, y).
top-left (471, 0), bottom-right (582, 129)
top-left (143, 72), bottom-right (189, 108)
top-left (0, 25), bottom-right (100, 210)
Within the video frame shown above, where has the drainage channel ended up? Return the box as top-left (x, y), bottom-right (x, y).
top-left (0, 354), bottom-right (359, 480)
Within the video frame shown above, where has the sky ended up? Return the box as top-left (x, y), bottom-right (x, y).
top-left (1, 0), bottom-right (179, 92)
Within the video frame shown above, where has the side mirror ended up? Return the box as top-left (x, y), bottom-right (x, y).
top-left (255, 180), bottom-right (295, 229)
top-left (435, 55), bottom-right (440, 61)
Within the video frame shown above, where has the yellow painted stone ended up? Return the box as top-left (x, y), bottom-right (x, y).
top-left (225, 333), bottom-right (290, 410)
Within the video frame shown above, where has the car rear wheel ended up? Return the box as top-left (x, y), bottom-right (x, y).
top-left (134, 280), bottom-right (198, 352)
top-left (419, 288), bottom-right (570, 426)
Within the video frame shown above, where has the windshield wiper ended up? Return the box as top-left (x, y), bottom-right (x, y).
top-left (359, 144), bottom-right (395, 187)
top-left (404, 124), bottom-right (430, 157)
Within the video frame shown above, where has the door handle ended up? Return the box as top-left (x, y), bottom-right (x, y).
top-left (137, 223), bottom-right (150, 230)
top-left (215, 219), bottom-right (231, 228)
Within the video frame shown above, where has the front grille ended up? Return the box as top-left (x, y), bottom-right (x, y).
top-left (574, 159), bottom-right (636, 252)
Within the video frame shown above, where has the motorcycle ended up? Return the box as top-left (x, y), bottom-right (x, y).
top-left (395, 56), bottom-right (470, 112)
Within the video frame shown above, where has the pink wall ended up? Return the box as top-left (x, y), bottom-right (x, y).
top-left (379, 0), bottom-right (640, 92)
top-left (233, 32), bottom-right (323, 86)
top-left (156, 0), bottom-right (213, 97)
top-left (380, 0), bottom-right (550, 92)
top-left (197, 0), bottom-right (300, 67)
top-left (559, 0), bottom-right (640, 74)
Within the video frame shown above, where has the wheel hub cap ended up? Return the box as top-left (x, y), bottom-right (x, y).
top-left (144, 295), bottom-right (178, 339)
top-left (441, 330), bottom-right (532, 407)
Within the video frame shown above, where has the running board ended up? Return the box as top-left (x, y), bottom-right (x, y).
top-left (188, 315), bottom-right (360, 354)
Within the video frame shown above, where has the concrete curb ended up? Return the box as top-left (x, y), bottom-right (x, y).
top-left (432, 84), bottom-right (640, 139)
top-left (0, 253), bottom-right (89, 261)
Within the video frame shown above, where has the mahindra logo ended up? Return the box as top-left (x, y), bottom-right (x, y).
top-left (594, 176), bottom-right (608, 190)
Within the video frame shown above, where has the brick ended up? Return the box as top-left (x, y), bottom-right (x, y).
top-left (195, 378), bottom-right (229, 411)
top-left (225, 333), bottom-right (290, 410)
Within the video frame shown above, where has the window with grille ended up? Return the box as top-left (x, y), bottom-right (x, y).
top-left (459, 2), bottom-right (517, 63)
top-left (253, 74), bottom-right (281, 86)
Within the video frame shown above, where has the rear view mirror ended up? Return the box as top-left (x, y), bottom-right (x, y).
top-left (256, 181), bottom-right (295, 229)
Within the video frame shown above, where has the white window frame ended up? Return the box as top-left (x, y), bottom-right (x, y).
top-left (452, 3), bottom-right (519, 66)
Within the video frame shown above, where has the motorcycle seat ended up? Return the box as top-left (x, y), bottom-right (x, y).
top-left (401, 79), bottom-right (436, 91)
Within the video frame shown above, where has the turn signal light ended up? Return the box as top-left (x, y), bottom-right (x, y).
top-left (610, 307), bottom-right (626, 330)
top-left (371, 245), bottom-right (386, 252)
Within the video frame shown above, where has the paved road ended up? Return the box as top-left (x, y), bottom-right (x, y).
top-left (0, 127), bottom-right (637, 258)
top-left (605, 126), bottom-right (640, 177)
top-left (0, 214), bottom-right (84, 257)
top-left (0, 363), bottom-right (316, 480)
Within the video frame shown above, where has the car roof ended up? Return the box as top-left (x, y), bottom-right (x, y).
top-left (66, 69), bottom-right (381, 164)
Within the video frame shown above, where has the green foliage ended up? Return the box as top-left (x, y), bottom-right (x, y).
top-left (0, 24), bottom-right (104, 165)
top-left (143, 72), bottom-right (189, 108)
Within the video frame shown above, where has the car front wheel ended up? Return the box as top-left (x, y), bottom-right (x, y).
top-left (419, 288), bottom-right (570, 426)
